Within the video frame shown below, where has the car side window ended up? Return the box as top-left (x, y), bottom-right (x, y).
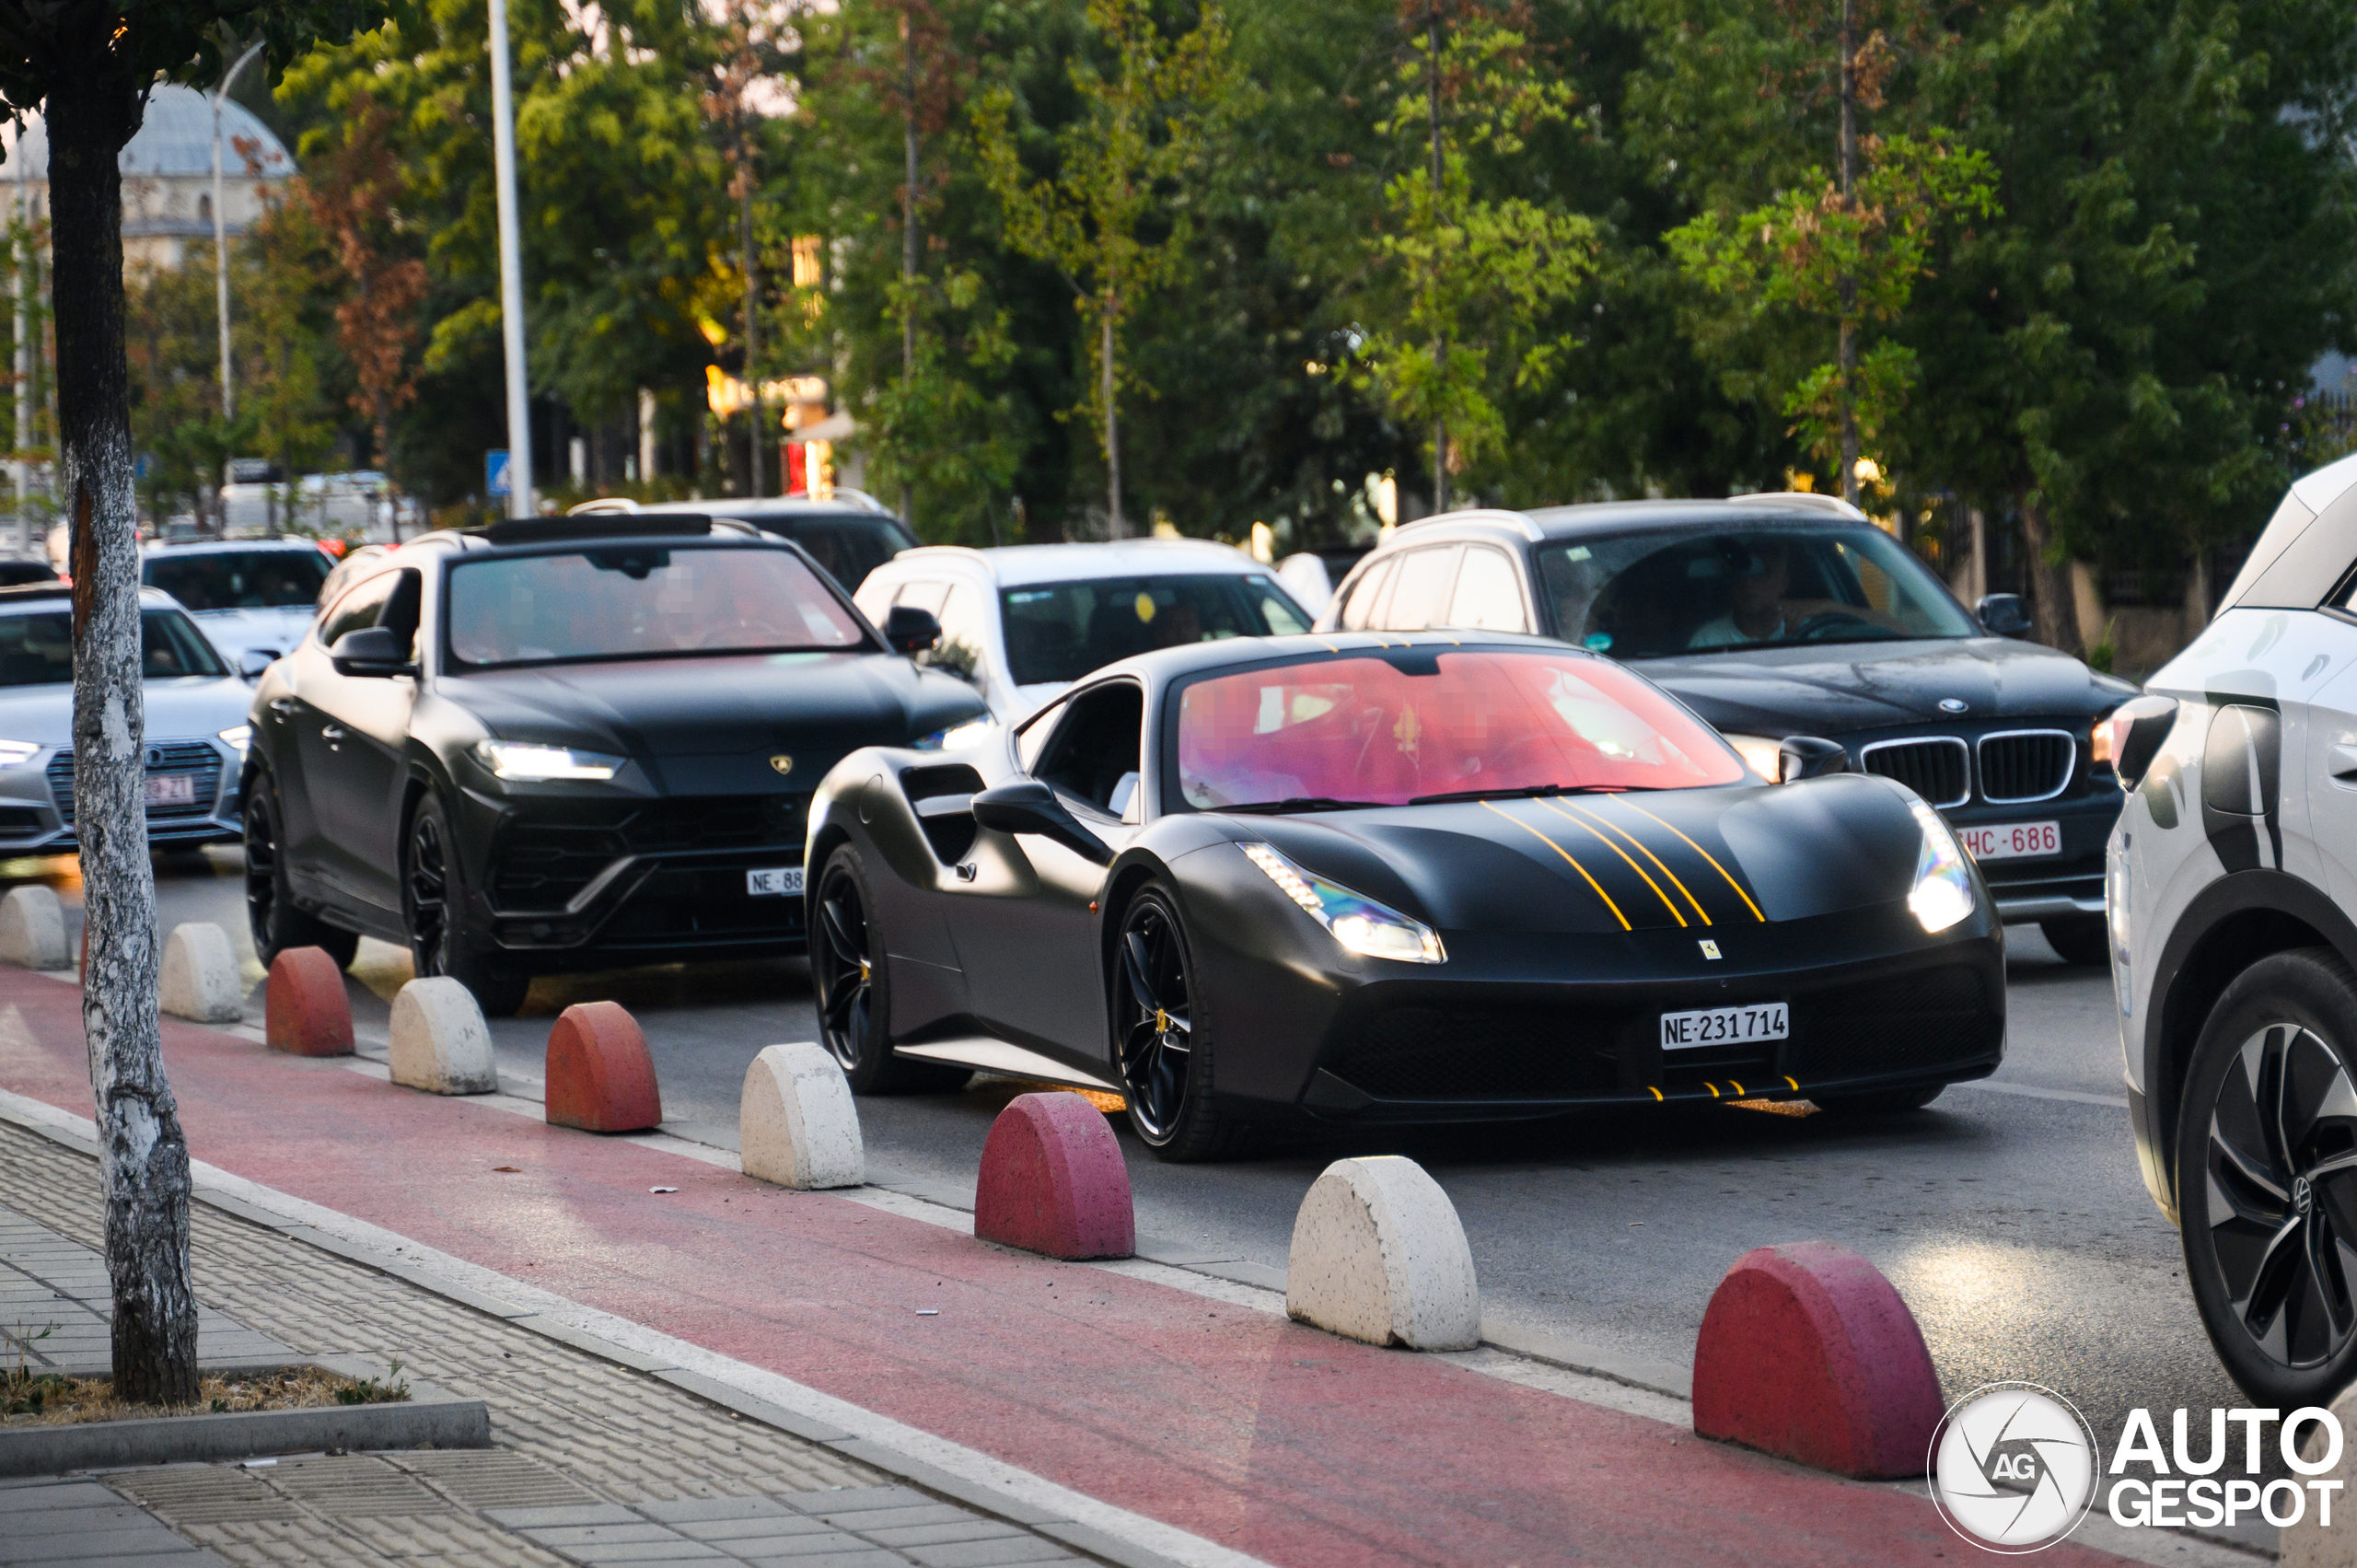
top-left (1338, 557), bottom-right (1396, 631)
top-left (894, 580), bottom-right (950, 616)
top-left (1444, 547), bottom-right (1530, 633)
top-left (1016, 695), bottom-right (1068, 772)
top-left (1033, 680), bottom-right (1145, 818)
top-left (318, 571), bottom-right (399, 649)
top-left (1378, 546), bottom-right (1463, 632)
top-left (935, 583), bottom-right (991, 689)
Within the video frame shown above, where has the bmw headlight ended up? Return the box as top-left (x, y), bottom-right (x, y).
top-left (217, 725), bottom-right (252, 757)
top-left (911, 718), bottom-right (993, 752)
top-left (1905, 796), bottom-right (1976, 934)
top-left (471, 739), bottom-right (623, 782)
top-left (1241, 842), bottom-right (1445, 963)
top-left (0, 739), bottom-right (39, 768)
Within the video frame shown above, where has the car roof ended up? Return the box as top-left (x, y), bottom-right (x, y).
top-left (587, 493), bottom-right (902, 521)
top-left (883, 540), bottom-right (1266, 588)
top-left (1374, 494), bottom-right (1876, 548)
top-left (141, 538), bottom-right (336, 556)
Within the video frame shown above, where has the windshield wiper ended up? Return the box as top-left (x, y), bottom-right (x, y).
top-left (1408, 784), bottom-right (1647, 806)
top-left (1221, 796), bottom-right (1387, 815)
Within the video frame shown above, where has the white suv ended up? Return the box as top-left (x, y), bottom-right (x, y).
top-left (853, 541), bottom-right (1312, 725)
top-left (2112, 450), bottom-right (2357, 1403)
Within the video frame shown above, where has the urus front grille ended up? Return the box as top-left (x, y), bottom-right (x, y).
top-left (1978, 730), bottom-right (2076, 804)
top-left (48, 742), bottom-right (222, 827)
top-left (493, 795), bottom-right (807, 910)
top-left (1859, 738), bottom-right (1969, 807)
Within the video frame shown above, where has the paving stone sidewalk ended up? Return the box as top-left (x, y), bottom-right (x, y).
top-left (1, 1202), bottom-right (290, 1376)
top-left (0, 1121), bottom-right (1089, 1568)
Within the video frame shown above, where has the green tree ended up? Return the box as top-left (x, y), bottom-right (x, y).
top-left (1349, 6), bottom-right (1597, 511)
top-left (972, 0), bottom-right (1236, 535)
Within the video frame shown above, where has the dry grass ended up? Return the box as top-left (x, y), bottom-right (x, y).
top-left (1, 1365), bottom-right (402, 1427)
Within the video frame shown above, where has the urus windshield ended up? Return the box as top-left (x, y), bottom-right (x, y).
top-left (1174, 648), bottom-right (1746, 810)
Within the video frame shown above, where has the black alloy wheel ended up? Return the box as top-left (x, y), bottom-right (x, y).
top-left (405, 793), bottom-right (529, 1017)
top-left (1112, 883), bottom-right (1237, 1161)
top-left (2179, 948), bottom-right (2357, 1403)
top-left (814, 844), bottom-right (962, 1095)
top-left (242, 771), bottom-right (357, 970)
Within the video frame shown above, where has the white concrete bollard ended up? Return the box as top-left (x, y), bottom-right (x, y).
top-left (2279, 1386), bottom-right (2357, 1566)
top-left (740, 1042), bottom-right (865, 1190)
top-left (158, 923), bottom-right (242, 1022)
top-left (1285, 1155), bottom-right (1480, 1351)
top-left (0, 886), bottom-right (67, 970)
top-left (389, 977), bottom-right (497, 1095)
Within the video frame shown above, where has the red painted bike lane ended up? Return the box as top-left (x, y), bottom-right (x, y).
top-left (0, 971), bottom-right (2132, 1568)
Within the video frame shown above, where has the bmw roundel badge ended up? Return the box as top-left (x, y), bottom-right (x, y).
top-left (1938, 698), bottom-right (1969, 714)
top-left (769, 755), bottom-right (794, 776)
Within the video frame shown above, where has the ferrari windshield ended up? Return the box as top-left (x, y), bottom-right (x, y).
top-left (447, 544), bottom-right (868, 668)
top-left (1175, 649), bottom-right (1746, 809)
top-left (1538, 524), bottom-right (1974, 659)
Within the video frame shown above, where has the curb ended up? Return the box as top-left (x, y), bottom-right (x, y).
top-left (0, 1355), bottom-right (488, 1478)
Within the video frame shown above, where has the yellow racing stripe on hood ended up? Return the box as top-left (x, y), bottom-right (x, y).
top-left (1480, 800), bottom-right (1631, 931)
top-left (1603, 796), bottom-right (1766, 923)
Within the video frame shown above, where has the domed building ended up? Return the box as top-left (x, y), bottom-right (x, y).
top-left (5, 82), bottom-right (294, 270)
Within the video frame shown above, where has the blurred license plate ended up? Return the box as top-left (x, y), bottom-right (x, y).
top-left (1661, 1002), bottom-right (1788, 1051)
top-left (1957, 820), bottom-right (2061, 861)
top-left (144, 773), bottom-right (196, 807)
top-left (746, 866), bottom-right (803, 897)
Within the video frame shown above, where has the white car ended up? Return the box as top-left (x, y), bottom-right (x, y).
top-left (0, 585), bottom-right (255, 852)
top-left (2110, 448), bottom-right (2357, 1405)
top-left (852, 540), bottom-right (1314, 725)
top-left (140, 538), bottom-right (335, 671)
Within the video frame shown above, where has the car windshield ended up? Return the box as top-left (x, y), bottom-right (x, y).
top-left (1537, 524), bottom-right (1975, 659)
top-left (1174, 649), bottom-right (1747, 809)
top-left (144, 549), bottom-right (330, 611)
top-left (1001, 574), bottom-right (1311, 686)
top-left (446, 544), bottom-right (868, 668)
top-left (0, 609), bottom-right (227, 687)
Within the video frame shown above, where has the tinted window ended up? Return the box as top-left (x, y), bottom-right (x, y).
top-left (1537, 525), bottom-right (1975, 658)
top-left (0, 560), bottom-right (56, 587)
top-left (0, 609), bottom-right (227, 687)
top-left (1036, 681), bottom-right (1144, 815)
top-left (145, 549), bottom-right (330, 610)
top-left (767, 516), bottom-right (914, 591)
top-left (447, 545), bottom-right (866, 668)
top-left (998, 574), bottom-right (1311, 686)
top-left (1174, 649), bottom-right (1745, 808)
top-left (319, 571), bottom-right (399, 649)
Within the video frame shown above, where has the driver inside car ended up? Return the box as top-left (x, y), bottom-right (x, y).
top-left (1684, 538), bottom-right (1907, 649)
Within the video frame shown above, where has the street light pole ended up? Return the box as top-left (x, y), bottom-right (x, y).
top-left (12, 119), bottom-right (28, 556)
top-left (213, 39), bottom-right (263, 434)
top-left (488, 0), bottom-right (534, 518)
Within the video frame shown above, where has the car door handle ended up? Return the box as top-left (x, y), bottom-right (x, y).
top-left (268, 697), bottom-right (297, 717)
top-left (2332, 743), bottom-right (2357, 782)
top-left (319, 725), bottom-right (344, 741)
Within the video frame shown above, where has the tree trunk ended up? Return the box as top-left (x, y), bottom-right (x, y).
top-left (2018, 496), bottom-right (2082, 655)
top-left (52, 72), bottom-right (196, 1410)
top-left (1101, 299), bottom-right (1122, 538)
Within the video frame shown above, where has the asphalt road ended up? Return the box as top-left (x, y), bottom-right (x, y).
top-left (17, 842), bottom-right (2242, 1478)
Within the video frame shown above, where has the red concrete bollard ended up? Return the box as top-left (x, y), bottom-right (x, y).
top-left (265, 947), bottom-right (354, 1058)
top-left (1691, 1240), bottom-right (1944, 1479)
top-left (544, 1001), bottom-right (661, 1132)
top-left (973, 1092), bottom-right (1134, 1260)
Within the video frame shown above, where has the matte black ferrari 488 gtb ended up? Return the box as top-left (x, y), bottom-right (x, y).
top-left (807, 631), bottom-right (2005, 1159)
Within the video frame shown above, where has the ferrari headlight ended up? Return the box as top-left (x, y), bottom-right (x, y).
top-left (1723, 732), bottom-right (1783, 782)
top-left (1240, 842), bottom-right (1445, 963)
top-left (217, 725), bottom-right (252, 757)
top-left (1906, 796), bottom-right (1975, 934)
top-left (471, 739), bottom-right (623, 781)
top-left (912, 718), bottom-right (993, 752)
top-left (0, 739), bottom-right (39, 768)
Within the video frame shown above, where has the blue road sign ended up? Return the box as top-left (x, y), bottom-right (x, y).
top-left (486, 449), bottom-right (512, 498)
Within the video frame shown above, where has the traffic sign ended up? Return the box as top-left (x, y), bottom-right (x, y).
top-left (486, 449), bottom-right (512, 498)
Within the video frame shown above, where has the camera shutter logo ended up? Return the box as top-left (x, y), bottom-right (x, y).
top-left (1930, 1383), bottom-right (2099, 1551)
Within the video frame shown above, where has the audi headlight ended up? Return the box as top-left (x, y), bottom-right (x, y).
top-left (471, 739), bottom-right (623, 781)
top-left (912, 718), bottom-right (993, 752)
top-left (1723, 732), bottom-right (1783, 782)
top-left (1241, 842), bottom-right (1445, 963)
top-left (1906, 796), bottom-right (1976, 934)
top-left (0, 739), bottom-right (39, 768)
top-left (217, 725), bottom-right (252, 757)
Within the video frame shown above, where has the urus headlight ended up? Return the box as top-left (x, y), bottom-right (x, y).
top-left (471, 739), bottom-right (623, 781)
top-left (1241, 842), bottom-right (1445, 963)
top-left (1906, 796), bottom-right (1976, 934)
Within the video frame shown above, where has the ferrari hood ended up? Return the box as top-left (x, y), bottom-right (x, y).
top-left (1631, 636), bottom-right (2132, 737)
top-left (1249, 773), bottom-right (1924, 935)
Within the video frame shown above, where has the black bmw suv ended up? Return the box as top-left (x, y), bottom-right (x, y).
top-left (240, 515), bottom-right (985, 1014)
top-left (1318, 494), bottom-right (2139, 962)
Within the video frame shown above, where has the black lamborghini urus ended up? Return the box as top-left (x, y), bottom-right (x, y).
top-left (239, 515), bottom-right (985, 1015)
